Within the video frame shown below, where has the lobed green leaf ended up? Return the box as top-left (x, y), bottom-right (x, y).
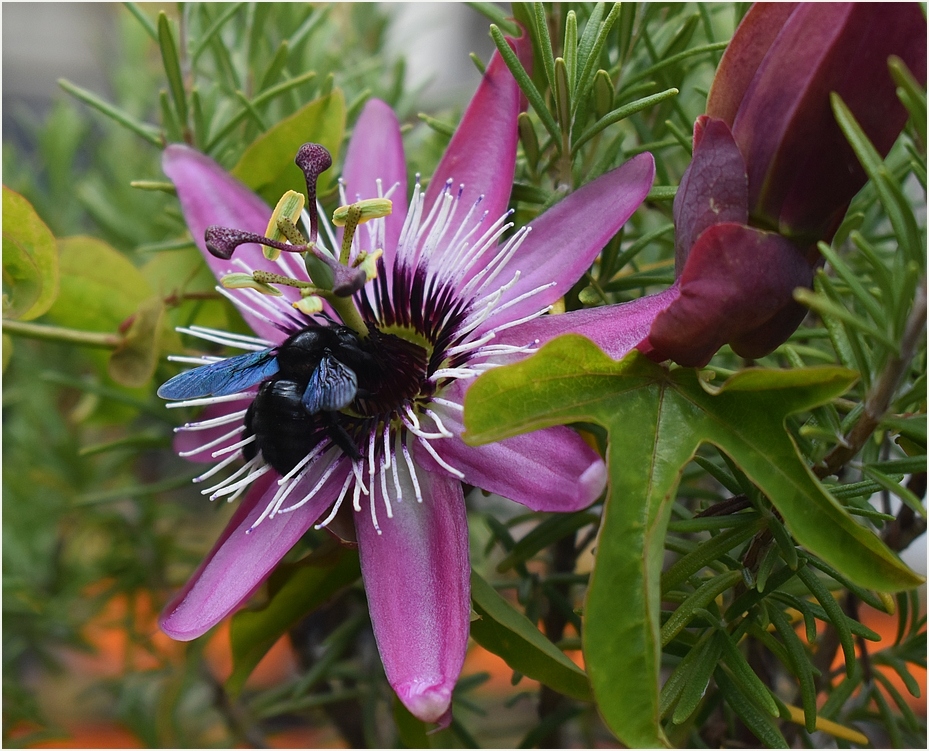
top-left (464, 336), bottom-right (921, 747)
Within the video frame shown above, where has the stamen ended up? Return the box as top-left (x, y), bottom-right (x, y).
top-left (211, 434), bottom-right (256, 458)
top-left (277, 440), bottom-right (331, 486)
top-left (430, 397), bottom-right (464, 411)
top-left (462, 226), bottom-right (531, 298)
top-left (423, 408), bottom-right (454, 438)
top-left (483, 305), bottom-right (553, 336)
top-left (416, 435), bottom-right (465, 479)
top-left (249, 468), bottom-right (306, 531)
top-left (314, 471), bottom-right (355, 529)
top-left (177, 424), bottom-right (245, 458)
top-left (192, 451), bottom-right (243, 483)
top-left (168, 355), bottom-right (223, 365)
top-left (216, 286), bottom-right (280, 330)
top-left (174, 411), bottom-right (249, 433)
top-left (199, 455), bottom-right (262, 495)
top-left (168, 395), bottom-right (252, 411)
top-left (278, 458), bottom-right (342, 514)
top-left (188, 326), bottom-right (272, 345)
top-left (369, 489), bottom-right (382, 535)
top-left (400, 438), bottom-right (424, 504)
top-left (477, 281), bottom-right (557, 323)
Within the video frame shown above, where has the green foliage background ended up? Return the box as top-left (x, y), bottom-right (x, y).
top-left (3, 3), bottom-right (925, 748)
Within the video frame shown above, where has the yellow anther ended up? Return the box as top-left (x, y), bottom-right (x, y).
top-left (332, 198), bottom-right (393, 226)
top-left (354, 249), bottom-right (384, 282)
top-left (263, 190), bottom-right (306, 260)
top-left (292, 294), bottom-right (324, 314)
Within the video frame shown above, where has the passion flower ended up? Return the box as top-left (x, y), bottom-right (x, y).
top-left (158, 41), bottom-right (656, 724)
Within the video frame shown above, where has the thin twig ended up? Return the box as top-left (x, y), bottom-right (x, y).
top-left (817, 276), bottom-right (927, 479)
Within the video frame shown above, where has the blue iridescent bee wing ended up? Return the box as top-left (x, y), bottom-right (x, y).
top-left (157, 349), bottom-right (280, 400)
top-left (302, 353), bottom-right (358, 414)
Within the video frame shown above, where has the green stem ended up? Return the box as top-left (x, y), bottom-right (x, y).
top-left (3, 319), bottom-right (122, 349)
top-left (325, 295), bottom-right (368, 337)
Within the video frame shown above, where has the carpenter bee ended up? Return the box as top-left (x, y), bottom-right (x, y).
top-left (159, 325), bottom-right (371, 472)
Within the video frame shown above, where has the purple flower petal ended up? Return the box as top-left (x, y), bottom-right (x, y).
top-left (417, 407), bottom-right (606, 513)
top-left (487, 289), bottom-right (677, 361)
top-left (163, 145), bottom-right (301, 342)
top-left (673, 117), bottom-right (747, 273)
top-left (474, 153), bottom-right (656, 335)
top-left (705, 3), bottom-right (799, 125)
top-left (356, 468), bottom-right (470, 723)
top-left (340, 99), bottom-right (408, 275)
top-left (729, 295), bottom-right (811, 361)
top-left (425, 35), bottom-right (531, 239)
top-left (160, 456), bottom-right (352, 640)
top-left (645, 223), bottom-right (813, 367)
top-left (730, 3), bottom-right (926, 242)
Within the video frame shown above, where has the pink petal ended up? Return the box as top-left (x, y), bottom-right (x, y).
top-left (162, 145), bottom-right (302, 343)
top-left (492, 287), bottom-right (681, 362)
top-left (160, 455), bottom-right (352, 640)
top-left (416, 389), bottom-right (606, 513)
top-left (340, 99), bottom-right (408, 275)
top-left (425, 35), bottom-right (531, 243)
top-left (172, 400), bottom-right (252, 463)
top-left (356, 468), bottom-right (470, 723)
top-left (474, 153), bottom-right (656, 336)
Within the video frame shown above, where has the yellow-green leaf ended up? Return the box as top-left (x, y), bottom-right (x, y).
top-left (2, 186), bottom-right (59, 321)
top-left (232, 89), bottom-right (346, 204)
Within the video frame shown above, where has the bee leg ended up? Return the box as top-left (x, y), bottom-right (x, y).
top-left (324, 413), bottom-right (362, 461)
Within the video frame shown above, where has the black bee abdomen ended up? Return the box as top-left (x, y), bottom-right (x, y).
top-left (245, 379), bottom-right (326, 475)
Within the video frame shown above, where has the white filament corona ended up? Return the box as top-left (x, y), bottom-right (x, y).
top-left (170, 173), bottom-right (554, 535)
